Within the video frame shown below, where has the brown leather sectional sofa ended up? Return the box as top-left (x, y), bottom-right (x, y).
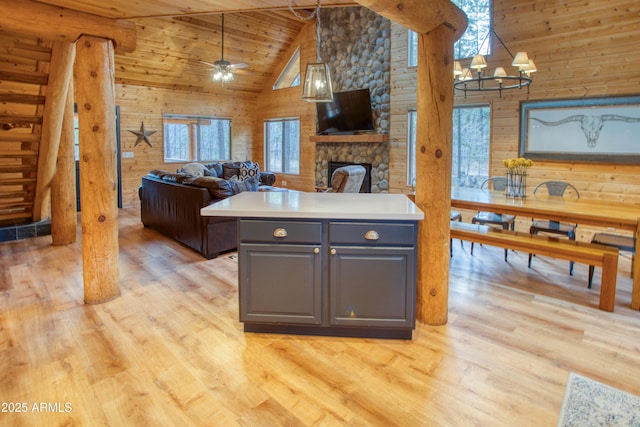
top-left (139, 162), bottom-right (276, 259)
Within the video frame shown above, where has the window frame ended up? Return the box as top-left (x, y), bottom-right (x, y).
top-left (408, 0), bottom-right (492, 67)
top-left (163, 114), bottom-right (231, 163)
top-left (407, 103), bottom-right (491, 188)
top-left (264, 117), bottom-right (301, 174)
top-left (273, 47), bottom-right (301, 90)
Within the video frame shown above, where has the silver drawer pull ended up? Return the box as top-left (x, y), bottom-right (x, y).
top-left (331, 248), bottom-right (337, 255)
top-left (314, 247), bottom-right (320, 254)
top-left (364, 230), bottom-right (379, 241)
top-left (273, 228), bottom-right (287, 238)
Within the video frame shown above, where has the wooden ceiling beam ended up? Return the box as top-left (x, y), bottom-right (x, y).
top-left (352, 0), bottom-right (467, 38)
top-left (0, 0), bottom-right (137, 53)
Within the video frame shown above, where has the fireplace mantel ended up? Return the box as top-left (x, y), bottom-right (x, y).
top-left (310, 134), bottom-right (389, 143)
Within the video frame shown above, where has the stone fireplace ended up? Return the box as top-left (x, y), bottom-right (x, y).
top-left (312, 7), bottom-right (391, 193)
top-left (314, 137), bottom-right (389, 193)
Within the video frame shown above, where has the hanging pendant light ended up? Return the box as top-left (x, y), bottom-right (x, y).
top-left (288, 0), bottom-right (333, 102)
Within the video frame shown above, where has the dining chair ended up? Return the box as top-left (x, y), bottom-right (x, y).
top-left (471, 177), bottom-right (515, 261)
top-left (450, 210), bottom-right (463, 257)
top-left (588, 233), bottom-right (636, 288)
top-left (527, 181), bottom-right (580, 274)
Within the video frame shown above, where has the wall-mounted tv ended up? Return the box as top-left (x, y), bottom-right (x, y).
top-left (316, 88), bottom-right (375, 135)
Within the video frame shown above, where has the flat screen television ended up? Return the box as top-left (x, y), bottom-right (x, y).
top-left (316, 88), bottom-right (375, 135)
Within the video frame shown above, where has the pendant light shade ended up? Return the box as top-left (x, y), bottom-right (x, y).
top-left (302, 62), bottom-right (333, 102)
top-left (453, 28), bottom-right (536, 97)
top-left (287, 0), bottom-right (334, 102)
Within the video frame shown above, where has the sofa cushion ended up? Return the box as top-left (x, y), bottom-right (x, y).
top-left (186, 177), bottom-right (234, 199)
top-left (239, 162), bottom-right (260, 181)
top-left (229, 176), bottom-right (259, 193)
top-left (162, 172), bottom-right (192, 183)
top-left (203, 162), bottom-right (223, 178)
top-left (180, 162), bottom-right (209, 177)
top-left (148, 169), bottom-right (173, 179)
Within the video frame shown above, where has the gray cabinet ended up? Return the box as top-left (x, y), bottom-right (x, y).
top-left (238, 218), bottom-right (417, 339)
top-left (239, 220), bottom-right (322, 324)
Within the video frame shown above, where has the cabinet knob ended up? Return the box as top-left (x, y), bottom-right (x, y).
top-left (330, 248), bottom-right (337, 255)
top-left (314, 247), bottom-right (320, 254)
top-left (364, 230), bottom-right (379, 241)
top-left (273, 228), bottom-right (288, 238)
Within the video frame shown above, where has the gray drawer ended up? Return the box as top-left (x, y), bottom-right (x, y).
top-left (329, 221), bottom-right (416, 246)
top-left (239, 220), bottom-right (322, 244)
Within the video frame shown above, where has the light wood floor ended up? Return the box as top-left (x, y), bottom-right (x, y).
top-left (1, 206), bottom-right (639, 426)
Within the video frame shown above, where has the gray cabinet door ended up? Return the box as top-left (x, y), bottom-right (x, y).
top-left (239, 243), bottom-right (322, 324)
top-left (329, 246), bottom-right (415, 328)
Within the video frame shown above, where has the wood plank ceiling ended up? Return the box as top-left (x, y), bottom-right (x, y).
top-left (0, 0), bottom-right (356, 225)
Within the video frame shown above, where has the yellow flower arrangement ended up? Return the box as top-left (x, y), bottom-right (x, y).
top-left (503, 157), bottom-right (534, 172)
top-left (503, 157), bottom-right (533, 198)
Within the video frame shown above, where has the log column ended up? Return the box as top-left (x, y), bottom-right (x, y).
top-left (415, 25), bottom-right (456, 325)
top-left (74, 35), bottom-right (120, 304)
top-left (51, 78), bottom-right (77, 245)
top-left (351, 1), bottom-right (466, 325)
top-left (33, 41), bottom-right (75, 221)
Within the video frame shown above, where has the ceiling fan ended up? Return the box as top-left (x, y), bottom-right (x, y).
top-left (199, 14), bottom-right (250, 83)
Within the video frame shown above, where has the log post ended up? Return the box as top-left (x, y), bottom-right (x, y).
top-left (51, 78), bottom-right (78, 245)
top-left (415, 25), bottom-right (456, 325)
top-left (74, 35), bottom-right (120, 304)
top-left (32, 41), bottom-right (75, 221)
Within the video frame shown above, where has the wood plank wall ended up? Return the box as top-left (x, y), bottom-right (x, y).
top-left (387, 0), bottom-right (640, 241)
top-left (113, 0), bottom-right (640, 224)
top-left (252, 23), bottom-right (317, 192)
top-left (115, 85), bottom-right (256, 206)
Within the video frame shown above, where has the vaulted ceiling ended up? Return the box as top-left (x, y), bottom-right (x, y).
top-left (34, 0), bottom-right (359, 93)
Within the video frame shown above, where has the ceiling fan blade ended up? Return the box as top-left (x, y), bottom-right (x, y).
top-left (230, 62), bottom-right (249, 70)
top-left (233, 68), bottom-right (254, 76)
top-left (197, 60), bottom-right (218, 68)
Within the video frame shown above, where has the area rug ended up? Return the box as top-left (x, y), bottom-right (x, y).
top-left (557, 372), bottom-right (640, 427)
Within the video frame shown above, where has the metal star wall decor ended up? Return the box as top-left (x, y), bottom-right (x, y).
top-left (129, 121), bottom-right (156, 147)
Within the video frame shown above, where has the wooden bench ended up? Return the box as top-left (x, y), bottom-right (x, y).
top-left (450, 221), bottom-right (620, 312)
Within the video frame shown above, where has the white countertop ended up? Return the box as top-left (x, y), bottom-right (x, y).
top-left (201, 191), bottom-right (424, 221)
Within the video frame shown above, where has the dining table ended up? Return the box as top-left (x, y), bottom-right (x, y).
top-left (450, 186), bottom-right (640, 310)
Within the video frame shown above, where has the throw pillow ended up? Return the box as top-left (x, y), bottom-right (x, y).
top-left (180, 162), bottom-right (208, 178)
top-left (229, 176), bottom-right (259, 194)
top-left (222, 163), bottom-right (242, 180)
top-left (203, 162), bottom-right (223, 177)
top-left (239, 162), bottom-right (260, 181)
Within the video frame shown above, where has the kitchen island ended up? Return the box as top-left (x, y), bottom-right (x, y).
top-left (201, 191), bottom-right (424, 339)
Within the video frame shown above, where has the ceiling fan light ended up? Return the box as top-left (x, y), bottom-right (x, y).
top-left (302, 62), bottom-right (333, 102)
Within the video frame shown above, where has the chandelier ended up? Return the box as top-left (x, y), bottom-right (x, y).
top-left (454, 28), bottom-right (537, 97)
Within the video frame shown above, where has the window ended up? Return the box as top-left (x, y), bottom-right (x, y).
top-left (273, 47), bottom-right (301, 90)
top-left (408, 104), bottom-right (490, 188)
top-left (408, 0), bottom-right (492, 66)
top-left (163, 115), bottom-right (230, 163)
top-left (265, 118), bottom-right (300, 174)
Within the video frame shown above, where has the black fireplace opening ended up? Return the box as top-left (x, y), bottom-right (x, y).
top-left (328, 161), bottom-right (372, 193)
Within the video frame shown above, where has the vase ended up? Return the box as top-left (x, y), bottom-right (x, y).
top-left (506, 170), bottom-right (527, 199)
